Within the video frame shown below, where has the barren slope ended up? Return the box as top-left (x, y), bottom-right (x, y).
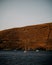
top-left (0, 22), bottom-right (52, 50)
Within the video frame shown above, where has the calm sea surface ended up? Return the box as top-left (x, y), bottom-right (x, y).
top-left (0, 51), bottom-right (52, 65)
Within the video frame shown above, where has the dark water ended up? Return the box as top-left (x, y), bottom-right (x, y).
top-left (0, 51), bottom-right (52, 65)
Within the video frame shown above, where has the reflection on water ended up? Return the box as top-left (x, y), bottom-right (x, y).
top-left (0, 51), bottom-right (52, 65)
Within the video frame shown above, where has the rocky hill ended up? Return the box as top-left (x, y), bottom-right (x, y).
top-left (0, 22), bottom-right (52, 50)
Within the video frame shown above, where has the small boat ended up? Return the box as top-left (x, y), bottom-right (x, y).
top-left (24, 50), bottom-right (27, 53)
top-left (36, 49), bottom-right (39, 52)
top-left (14, 50), bottom-right (16, 51)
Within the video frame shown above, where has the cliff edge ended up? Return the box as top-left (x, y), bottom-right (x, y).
top-left (0, 22), bottom-right (52, 50)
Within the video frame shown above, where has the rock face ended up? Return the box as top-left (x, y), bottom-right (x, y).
top-left (0, 22), bottom-right (52, 50)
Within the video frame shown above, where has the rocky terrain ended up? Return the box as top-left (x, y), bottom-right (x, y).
top-left (0, 22), bottom-right (52, 50)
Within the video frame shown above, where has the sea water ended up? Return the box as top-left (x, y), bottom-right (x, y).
top-left (0, 51), bottom-right (52, 65)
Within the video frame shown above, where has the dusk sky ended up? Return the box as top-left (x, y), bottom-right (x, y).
top-left (0, 0), bottom-right (52, 30)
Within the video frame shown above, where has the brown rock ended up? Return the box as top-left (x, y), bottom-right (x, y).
top-left (0, 22), bottom-right (52, 50)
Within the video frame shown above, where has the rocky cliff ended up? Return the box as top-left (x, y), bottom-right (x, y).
top-left (0, 22), bottom-right (52, 50)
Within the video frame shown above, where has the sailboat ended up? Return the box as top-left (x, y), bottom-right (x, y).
top-left (24, 46), bottom-right (27, 53)
top-left (24, 43), bottom-right (27, 53)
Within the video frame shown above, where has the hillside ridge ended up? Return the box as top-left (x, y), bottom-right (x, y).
top-left (0, 22), bottom-right (52, 50)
